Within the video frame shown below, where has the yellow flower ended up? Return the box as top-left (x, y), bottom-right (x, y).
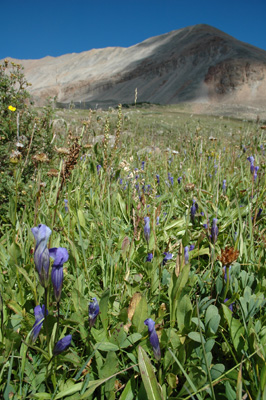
top-left (8, 105), bottom-right (16, 112)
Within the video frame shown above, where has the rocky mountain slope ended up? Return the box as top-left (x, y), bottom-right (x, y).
top-left (4, 24), bottom-right (266, 109)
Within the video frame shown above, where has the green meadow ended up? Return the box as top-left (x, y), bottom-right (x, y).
top-left (1, 60), bottom-right (266, 399)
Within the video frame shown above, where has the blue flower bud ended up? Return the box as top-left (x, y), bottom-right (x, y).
top-left (88, 297), bottom-right (100, 327)
top-left (49, 247), bottom-right (69, 303)
top-left (144, 318), bottom-right (161, 361)
top-left (31, 304), bottom-right (48, 343)
top-left (31, 224), bottom-right (52, 288)
top-left (162, 252), bottom-right (172, 266)
top-left (146, 253), bottom-right (153, 262)
top-left (190, 199), bottom-right (198, 223)
top-left (53, 334), bottom-right (72, 356)
top-left (144, 217), bottom-right (150, 245)
top-left (211, 218), bottom-right (218, 244)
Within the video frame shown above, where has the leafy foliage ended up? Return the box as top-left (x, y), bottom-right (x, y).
top-left (1, 77), bottom-right (266, 398)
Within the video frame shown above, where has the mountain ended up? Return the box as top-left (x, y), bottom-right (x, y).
top-left (4, 24), bottom-right (266, 109)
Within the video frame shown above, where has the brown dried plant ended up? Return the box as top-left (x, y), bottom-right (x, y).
top-left (217, 246), bottom-right (239, 267)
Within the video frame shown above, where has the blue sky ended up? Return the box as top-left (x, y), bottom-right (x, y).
top-left (1, 0), bottom-right (266, 60)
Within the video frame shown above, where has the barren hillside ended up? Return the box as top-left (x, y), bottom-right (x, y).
top-left (4, 24), bottom-right (266, 111)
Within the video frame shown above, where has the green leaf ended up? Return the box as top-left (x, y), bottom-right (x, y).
top-left (176, 294), bottom-right (192, 332)
top-left (31, 394), bottom-right (52, 400)
top-left (132, 296), bottom-right (148, 333)
top-left (120, 333), bottom-right (142, 348)
top-left (211, 363), bottom-right (225, 382)
top-left (222, 304), bottom-right (245, 355)
top-left (188, 332), bottom-right (205, 343)
top-left (77, 209), bottom-right (86, 228)
top-left (100, 288), bottom-right (110, 331)
top-left (119, 377), bottom-right (136, 400)
top-left (54, 382), bottom-right (83, 399)
top-left (168, 264), bottom-right (190, 327)
top-left (138, 346), bottom-right (163, 400)
top-left (97, 342), bottom-right (120, 352)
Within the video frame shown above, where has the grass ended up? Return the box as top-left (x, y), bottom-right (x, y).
top-left (1, 103), bottom-right (266, 399)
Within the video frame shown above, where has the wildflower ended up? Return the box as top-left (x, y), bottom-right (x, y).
top-left (119, 178), bottom-right (123, 184)
top-left (156, 216), bottom-right (160, 225)
top-left (156, 174), bottom-right (160, 184)
top-left (146, 253), bottom-right (153, 262)
top-left (144, 217), bottom-right (150, 245)
top-left (254, 166), bottom-right (259, 181)
top-left (203, 223), bottom-right (208, 229)
top-left (247, 156), bottom-right (255, 174)
top-left (210, 218), bottom-right (218, 244)
top-left (144, 318), bottom-right (161, 360)
top-left (64, 199), bottom-right (68, 213)
top-left (178, 177), bottom-right (182, 184)
top-left (8, 105), bottom-right (16, 112)
top-left (222, 179), bottom-right (226, 194)
top-left (190, 199), bottom-right (198, 223)
top-left (141, 161), bottom-right (145, 170)
top-left (97, 164), bottom-right (101, 173)
top-left (162, 252), bottom-right (172, 266)
top-left (31, 224), bottom-right (52, 288)
top-left (88, 297), bottom-right (100, 327)
top-left (184, 246), bottom-right (189, 264)
top-left (31, 305), bottom-right (48, 343)
top-left (168, 173), bottom-right (173, 185)
top-left (49, 247), bottom-right (69, 303)
top-left (184, 245), bottom-right (195, 264)
top-left (53, 334), bottom-right (72, 356)
top-left (257, 208), bottom-right (263, 218)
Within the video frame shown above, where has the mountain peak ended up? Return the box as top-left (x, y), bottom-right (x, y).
top-left (6, 25), bottom-right (266, 110)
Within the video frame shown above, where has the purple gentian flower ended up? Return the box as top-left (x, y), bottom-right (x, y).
top-left (247, 156), bottom-right (255, 174)
top-left (257, 208), bottom-right (263, 218)
top-left (97, 164), bottom-right (101, 173)
top-left (88, 297), bottom-right (100, 327)
top-left (144, 318), bottom-right (161, 361)
top-left (156, 174), bottom-right (160, 184)
top-left (64, 199), bottom-right (68, 213)
top-left (144, 217), bottom-right (150, 245)
top-left (184, 246), bottom-right (189, 264)
top-left (31, 305), bottom-right (48, 343)
top-left (210, 218), bottom-right (218, 244)
top-left (254, 166), bottom-right (259, 181)
top-left (31, 224), bottom-right (52, 288)
top-left (146, 253), bottom-right (153, 262)
top-left (222, 179), bottom-right (226, 194)
top-left (162, 252), bottom-right (172, 266)
top-left (190, 199), bottom-right (198, 223)
top-left (119, 178), bottom-right (123, 184)
top-left (156, 216), bottom-right (159, 225)
top-left (53, 334), bottom-right (72, 356)
top-left (49, 247), bottom-right (69, 303)
top-left (184, 245), bottom-right (195, 264)
top-left (178, 177), bottom-right (182, 184)
top-left (141, 161), bottom-right (145, 170)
